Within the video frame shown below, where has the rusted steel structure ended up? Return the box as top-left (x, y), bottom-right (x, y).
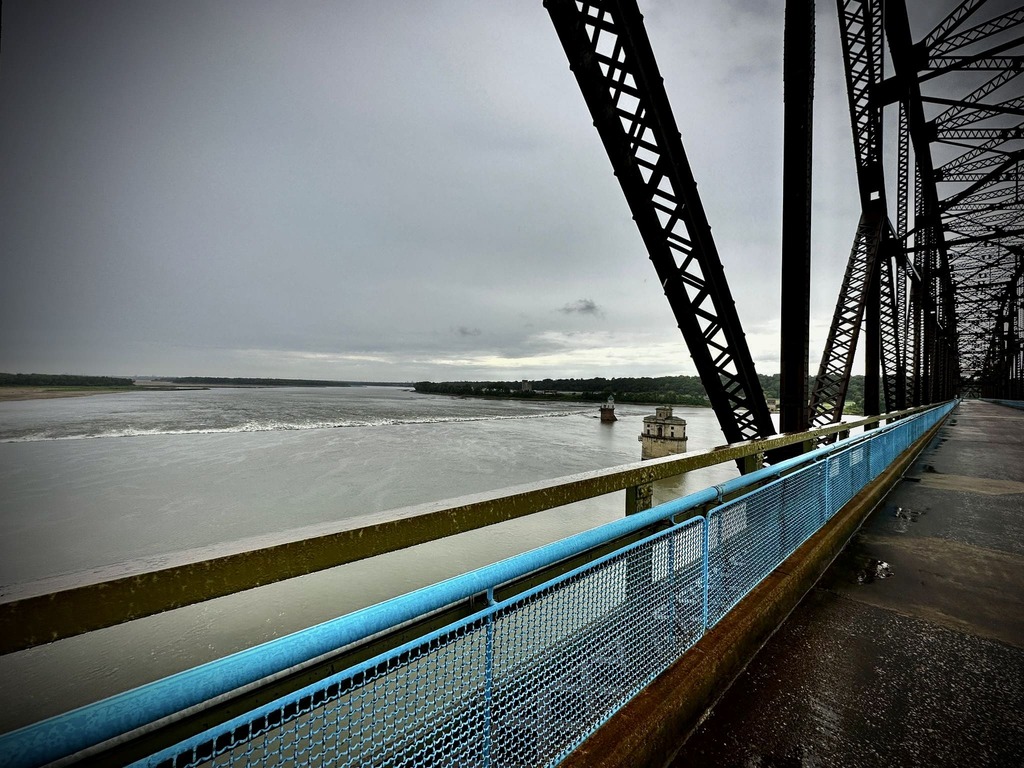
top-left (547, 0), bottom-right (1023, 445)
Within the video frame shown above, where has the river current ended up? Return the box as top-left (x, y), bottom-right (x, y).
top-left (0, 385), bottom-right (737, 731)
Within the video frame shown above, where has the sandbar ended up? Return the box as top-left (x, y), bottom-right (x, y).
top-left (0, 387), bottom-right (132, 402)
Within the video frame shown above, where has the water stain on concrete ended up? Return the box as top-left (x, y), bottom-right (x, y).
top-left (906, 473), bottom-right (1024, 495)
top-left (826, 534), bottom-right (1024, 649)
top-left (892, 505), bottom-right (924, 533)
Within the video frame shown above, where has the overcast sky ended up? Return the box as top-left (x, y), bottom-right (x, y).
top-left (1, 1), bottom-right (887, 382)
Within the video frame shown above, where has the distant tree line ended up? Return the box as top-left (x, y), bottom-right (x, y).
top-left (0, 372), bottom-right (135, 388)
top-left (757, 373), bottom-right (865, 403)
top-left (413, 377), bottom-right (711, 405)
top-left (169, 377), bottom-right (410, 387)
top-left (414, 373), bottom-right (868, 411)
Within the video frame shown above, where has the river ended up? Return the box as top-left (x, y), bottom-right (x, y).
top-left (0, 385), bottom-right (739, 732)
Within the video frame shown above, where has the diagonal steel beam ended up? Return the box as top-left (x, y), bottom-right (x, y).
top-left (810, 211), bottom-right (886, 427)
top-left (544, 0), bottom-right (775, 446)
top-left (931, 7), bottom-right (1024, 55)
top-left (923, 0), bottom-right (988, 50)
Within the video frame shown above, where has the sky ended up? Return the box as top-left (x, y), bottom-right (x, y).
top-left (0, 0), bottom-right (877, 382)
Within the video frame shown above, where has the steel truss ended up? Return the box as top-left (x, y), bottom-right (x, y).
top-left (894, 0), bottom-right (1024, 400)
top-left (817, 0), bottom-right (1022, 417)
top-left (810, 211), bottom-right (886, 426)
top-left (545, 0), bottom-right (775, 445)
top-left (811, 0), bottom-right (893, 426)
top-left (544, 0), bottom-right (1022, 448)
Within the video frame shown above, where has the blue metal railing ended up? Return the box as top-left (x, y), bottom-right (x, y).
top-left (0, 401), bottom-right (956, 768)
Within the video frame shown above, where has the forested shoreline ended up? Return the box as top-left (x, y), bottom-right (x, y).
top-left (0, 373), bottom-right (135, 388)
top-left (414, 375), bottom-right (868, 411)
top-left (2, 372), bottom-right (868, 412)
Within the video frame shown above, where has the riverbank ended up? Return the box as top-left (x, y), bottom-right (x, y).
top-left (413, 383), bottom-right (712, 408)
top-left (0, 384), bottom-right (212, 402)
top-left (0, 387), bottom-right (136, 402)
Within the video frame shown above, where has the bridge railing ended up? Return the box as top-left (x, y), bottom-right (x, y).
top-left (0, 401), bottom-right (956, 768)
top-left (983, 398), bottom-right (1024, 411)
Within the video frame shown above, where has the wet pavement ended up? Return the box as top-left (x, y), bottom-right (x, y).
top-left (671, 400), bottom-right (1024, 767)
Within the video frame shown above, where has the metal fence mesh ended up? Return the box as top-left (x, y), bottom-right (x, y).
top-left (143, 521), bottom-right (707, 768)
top-left (161, 618), bottom-right (492, 768)
top-left (105, 403), bottom-right (953, 768)
top-left (706, 461), bottom-right (827, 626)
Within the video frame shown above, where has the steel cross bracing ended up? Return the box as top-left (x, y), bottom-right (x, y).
top-left (810, 0), bottom-right (891, 428)
top-left (810, 211), bottom-right (886, 427)
top-left (891, 0), bottom-right (1024, 398)
top-left (545, 0), bottom-right (775, 445)
top-left (818, 0), bottom-right (1023, 413)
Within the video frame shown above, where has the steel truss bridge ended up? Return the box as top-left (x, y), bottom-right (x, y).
top-left (1, 3), bottom-right (1021, 767)
top-left (547, 0), bottom-right (1023, 448)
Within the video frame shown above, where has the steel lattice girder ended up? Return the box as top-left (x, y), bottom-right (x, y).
top-left (818, 0), bottom-right (1024, 405)
top-left (897, 0), bottom-right (1024, 397)
top-left (836, 0), bottom-right (886, 205)
top-left (810, 0), bottom-right (894, 426)
top-left (810, 210), bottom-right (886, 428)
top-left (545, 0), bottom-right (775, 444)
top-left (879, 231), bottom-right (906, 411)
top-left (930, 7), bottom-right (1024, 55)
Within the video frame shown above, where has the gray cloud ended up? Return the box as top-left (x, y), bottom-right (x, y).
top-left (0, 0), bottom-right (864, 381)
top-left (559, 299), bottom-right (604, 318)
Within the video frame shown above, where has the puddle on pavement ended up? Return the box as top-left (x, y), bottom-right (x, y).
top-left (892, 505), bottom-right (925, 533)
top-left (856, 558), bottom-right (894, 584)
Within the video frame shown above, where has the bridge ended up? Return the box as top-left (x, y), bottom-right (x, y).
top-left (1, 1), bottom-right (1022, 766)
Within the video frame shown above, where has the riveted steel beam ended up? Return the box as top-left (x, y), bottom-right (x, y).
top-left (810, 210), bottom-right (886, 427)
top-left (780, 0), bottom-right (816, 436)
top-left (544, 0), bottom-right (775, 448)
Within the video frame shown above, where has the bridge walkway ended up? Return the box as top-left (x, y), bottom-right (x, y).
top-left (672, 399), bottom-right (1024, 766)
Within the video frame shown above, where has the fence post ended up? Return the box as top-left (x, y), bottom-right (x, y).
top-left (668, 533), bottom-right (676, 649)
top-left (483, 590), bottom-right (495, 768)
top-left (740, 451), bottom-right (764, 475)
top-left (701, 517), bottom-right (710, 632)
top-left (824, 455), bottom-right (834, 521)
top-left (625, 483), bottom-right (654, 515)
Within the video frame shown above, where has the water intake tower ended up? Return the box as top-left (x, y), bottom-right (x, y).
top-left (639, 405), bottom-right (687, 460)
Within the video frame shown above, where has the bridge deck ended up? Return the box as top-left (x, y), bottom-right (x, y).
top-left (672, 399), bottom-right (1024, 766)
